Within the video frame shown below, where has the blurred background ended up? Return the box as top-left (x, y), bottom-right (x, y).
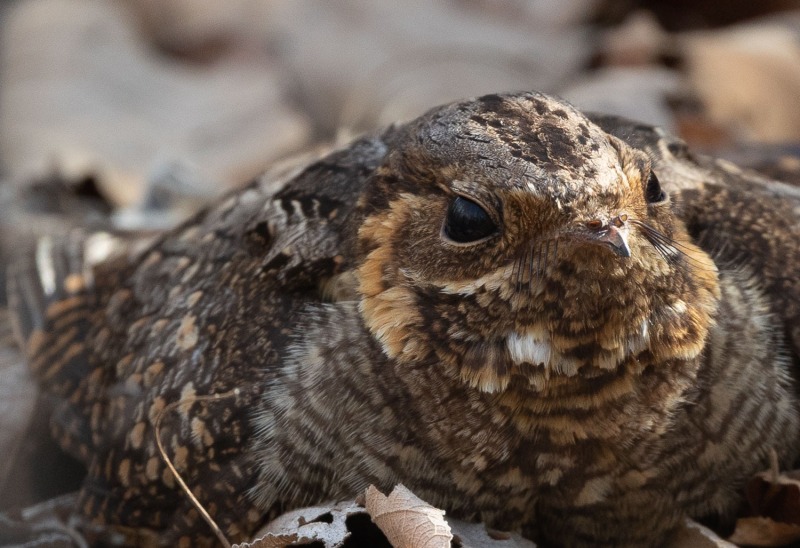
top-left (1, 0), bottom-right (800, 519)
top-left (2, 0), bottom-right (800, 206)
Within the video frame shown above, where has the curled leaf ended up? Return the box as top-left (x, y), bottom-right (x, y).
top-left (365, 484), bottom-right (452, 548)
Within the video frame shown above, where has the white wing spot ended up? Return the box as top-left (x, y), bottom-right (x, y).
top-left (35, 236), bottom-right (56, 296)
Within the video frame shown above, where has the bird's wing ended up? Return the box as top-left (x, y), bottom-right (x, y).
top-left (4, 129), bottom-right (397, 544)
top-left (6, 231), bottom-right (131, 398)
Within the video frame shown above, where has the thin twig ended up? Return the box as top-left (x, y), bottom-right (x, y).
top-left (769, 446), bottom-right (780, 485)
top-left (155, 388), bottom-right (240, 548)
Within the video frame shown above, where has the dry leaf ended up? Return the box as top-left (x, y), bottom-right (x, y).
top-left (365, 484), bottom-right (453, 548)
top-left (668, 518), bottom-right (737, 548)
top-left (599, 10), bottom-right (672, 67)
top-left (129, 0), bottom-right (256, 57)
top-left (0, 0), bottom-right (310, 207)
top-left (723, 461), bottom-right (800, 546)
top-left (746, 468), bottom-right (800, 525)
top-left (250, 499), bottom-right (374, 547)
top-left (729, 516), bottom-right (800, 546)
top-left (250, 496), bottom-right (540, 548)
top-left (680, 15), bottom-right (800, 143)
top-left (233, 533), bottom-right (299, 548)
top-left (0, 493), bottom-right (87, 546)
top-left (253, 0), bottom-right (593, 135)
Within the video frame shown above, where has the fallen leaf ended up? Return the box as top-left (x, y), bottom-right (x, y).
top-left (0, 0), bottom-right (310, 207)
top-left (365, 484), bottom-right (453, 548)
top-left (746, 467), bottom-right (800, 525)
top-left (598, 10), bottom-right (672, 67)
top-left (249, 495), bottom-right (540, 548)
top-left (728, 516), bottom-right (800, 546)
top-left (233, 533), bottom-right (299, 548)
top-left (680, 15), bottom-right (800, 143)
top-left (251, 499), bottom-right (376, 547)
top-left (0, 493), bottom-right (87, 546)
top-left (252, 0), bottom-right (594, 135)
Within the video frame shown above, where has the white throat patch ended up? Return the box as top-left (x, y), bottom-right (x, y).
top-left (507, 331), bottom-right (552, 367)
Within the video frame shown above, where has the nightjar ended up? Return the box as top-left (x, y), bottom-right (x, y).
top-left (7, 91), bottom-right (800, 547)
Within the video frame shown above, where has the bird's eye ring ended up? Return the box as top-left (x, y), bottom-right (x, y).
top-left (443, 196), bottom-right (497, 243)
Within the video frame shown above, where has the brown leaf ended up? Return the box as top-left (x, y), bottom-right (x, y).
top-left (746, 468), bottom-right (800, 525)
top-left (598, 10), bottom-right (671, 67)
top-left (680, 16), bottom-right (800, 143)
top-left (365, 484), bottom-right (453, 548)
top-left (728, 516), bottom-right (800, 546)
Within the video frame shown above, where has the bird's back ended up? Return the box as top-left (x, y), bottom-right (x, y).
top-left (6, 132), bottom-right (394, 544)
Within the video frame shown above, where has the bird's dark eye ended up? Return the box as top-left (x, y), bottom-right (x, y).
top-left (443, 196), bottom-right (497, 243)
top-left (645, 171), bottom-right (666, 204)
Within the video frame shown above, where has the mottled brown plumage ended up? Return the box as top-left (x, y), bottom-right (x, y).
top-left (7, 92), bottom-right (800, 547)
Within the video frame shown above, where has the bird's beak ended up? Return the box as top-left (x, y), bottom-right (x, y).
top-left (592, 224), bottom-right (631, 258)
top-left (584, 214), bottom-right (632, 258)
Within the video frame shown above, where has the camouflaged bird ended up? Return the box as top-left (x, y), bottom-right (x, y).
top-left (7, 91), bottom-right (800, 547)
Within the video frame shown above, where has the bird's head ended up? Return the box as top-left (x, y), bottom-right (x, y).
top-left (354, 92), bottom-right (719, 393)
